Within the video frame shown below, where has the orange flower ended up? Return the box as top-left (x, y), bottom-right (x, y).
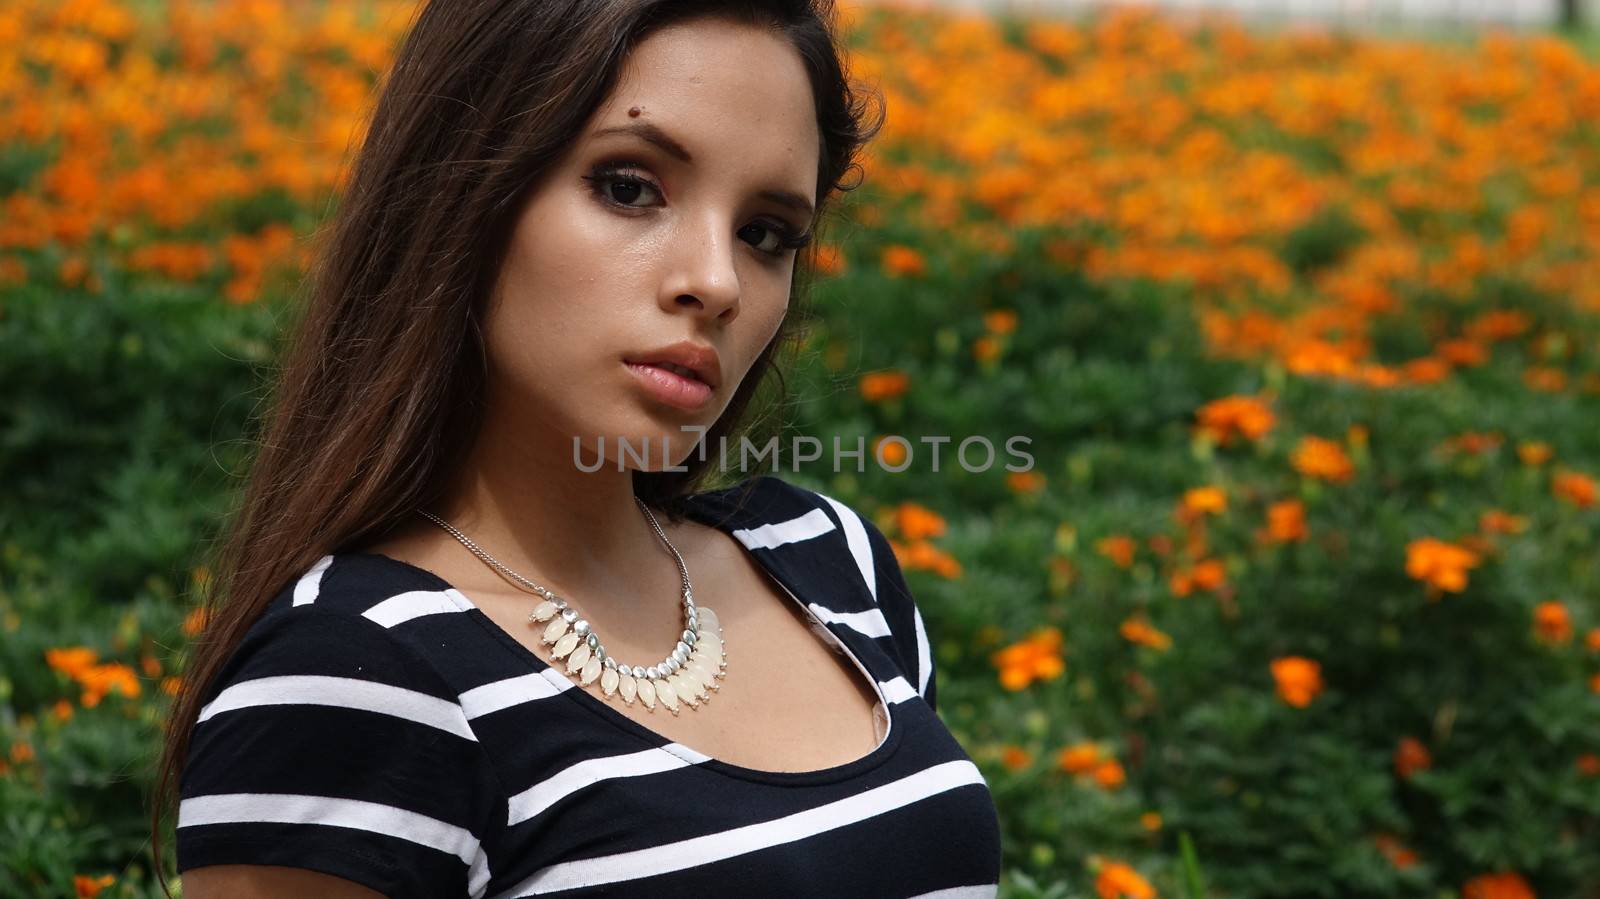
top-left (45, 646), bottom-right (99, 679)
top-left (1394, 737), bottom-right (1432, 778)
top-left (1437, 338), bottom-right (1489, 366)
top-left (1585, 628), bottom-right (1600, 653)
top-left (1461, 872), bottom-right (1535, 899)
top-left (1180, 485), bottom-right (1226, 519)
top-left (1577, 754), bottom-right (1600, 777)
top-left (1266, 499), bottom-right (1307, 542)
top-left (1517, 441), bottom-right (1553, 466)
top-left (73, 874), bottom-right (115, 898)
top-left (1271, 656), bottom-right (1323, 707)
top-left (1552, 469), bottom-right (1597, 508)
top-left (1478, 509), bottom-right (1529, 535)
top-left (1195, 394), bottom-right (1276, 446)
top-left (984, 309), bottom-right (1017, 334)
top-left (895, 539), bottom-right (963, 579)
top-left (1373, 833), bottom-right (1419, 869)
top-left (1095, 861), bottom-right (1156, 899)
top-left (873, 436), bottom-right (908, 467)
top-left (1092, 759), bottom-right (1126, 789)
top-left (895, 502), bottom-right (947, 540)
top-left (1057, 741), bottom-right (1101, 774)
top-left (1170, 558), bottom-right (1227, 597)
top-left (811, 241), bottom-right (846, 276)
top-left (1532, 601), bottom-right (1572, 644)
top-left (1405, 537), bottom-right (1482, 597)
top-left (972, 335), bottom-right (1001, 363)
top-left (1140, 811), bottom-right (1163, 831)
top-left (859, 370), bottom-right (909, 403)
top-left (1120, 614), bottom-right (1172, 651)
top-left (991, 627), bottom-right (1065, 690)
top-left (881, 244), bottom-right (926, 277)
top-left (1096, 535), bottom-right (1137, 568)
top-left (182, 605), bottom-right (209, 637)
top-left (999, 745), bottom-right (1032, 772)
top-left (1291, 435), bottom-right (1355, 483)
top-left (1006, 470), bottom-right (1045, 494)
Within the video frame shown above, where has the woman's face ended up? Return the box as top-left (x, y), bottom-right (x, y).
top-left (482, 17), bottom-right (821, 471)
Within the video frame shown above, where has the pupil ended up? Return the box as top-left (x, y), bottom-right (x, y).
top-left (613, 181), bottom-right (642, 204)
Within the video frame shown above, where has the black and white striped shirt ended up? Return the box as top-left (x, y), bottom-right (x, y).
top-left (176, 474), bottom-right (1002, 898)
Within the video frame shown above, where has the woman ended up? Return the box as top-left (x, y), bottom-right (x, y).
top-left (151, 1), bottom-right (1003, 897)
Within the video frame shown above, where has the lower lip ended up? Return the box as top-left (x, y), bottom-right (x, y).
top-left (624, 361), bottom-right (714, 411)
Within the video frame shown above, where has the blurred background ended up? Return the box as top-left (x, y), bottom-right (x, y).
top-left (1, 0), bottom-right (1598, 897)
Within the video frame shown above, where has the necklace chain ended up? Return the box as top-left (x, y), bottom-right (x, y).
top-left (414, 498), bottom-right (725, 715)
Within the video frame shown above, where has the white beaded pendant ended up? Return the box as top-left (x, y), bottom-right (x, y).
top-left (529, 601), bottom-right (727, 716)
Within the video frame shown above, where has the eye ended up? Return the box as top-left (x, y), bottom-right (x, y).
top-left (582, 163), bottom-right (662, 209)
top-left (582, 160), bottom-right (814, 260)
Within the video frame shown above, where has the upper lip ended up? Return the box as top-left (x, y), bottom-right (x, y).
top-left (625, 341), bottom-right (723, 389)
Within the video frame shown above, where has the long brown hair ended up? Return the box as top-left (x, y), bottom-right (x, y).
top-left (148, 0), bottom-right (882, 892)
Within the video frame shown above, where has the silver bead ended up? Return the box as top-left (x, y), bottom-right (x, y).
top-left (684, 631), bottom-right (697, 647)
top-left (586, 632), bottom-right (600, 650)
top-left (573, 619), bottom-right (590, 636)
top-left (631, 666), bottom-right (645, 679)
top-left (603, 657), bottom-right (617, 670)
top-left (671, 645), bottom-right (688, 664)
top-left (561, 608), bottom-right (578, 623)
top-left (665, 658), bottom-right (680, 674)
top-left (687, 608), bottom-right (698, 626)
top-left (646, 665), bottom-right (660, 680)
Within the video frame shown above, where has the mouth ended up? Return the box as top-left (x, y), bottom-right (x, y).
top-left (623, 360), bottom-right (716, 411)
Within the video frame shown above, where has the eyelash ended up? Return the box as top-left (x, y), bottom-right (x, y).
top-left (581, 161), bottom-right (813, 260)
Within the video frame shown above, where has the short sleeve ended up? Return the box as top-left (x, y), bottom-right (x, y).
top-left (176, 606), bottom-right (503, 899)
top-left (858, 510), bottom-right (939, 714)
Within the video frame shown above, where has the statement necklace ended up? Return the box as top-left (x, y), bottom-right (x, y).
top-left (416, 498), bottom-right (726, 716)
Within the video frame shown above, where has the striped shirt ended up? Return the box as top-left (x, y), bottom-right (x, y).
top-left (176, 474), bottom-right (1002, 898)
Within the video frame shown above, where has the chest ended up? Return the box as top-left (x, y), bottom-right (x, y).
top-left (472, 551), bottom-right (890, 774)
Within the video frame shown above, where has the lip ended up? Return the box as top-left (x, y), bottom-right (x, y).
top-left (622, 341), bottom-right (723, 390)
top-left (624, 360), bottom-right (715, 411)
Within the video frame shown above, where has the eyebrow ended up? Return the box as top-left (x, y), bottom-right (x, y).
top-left (589, 120), bottom-right (815, 220)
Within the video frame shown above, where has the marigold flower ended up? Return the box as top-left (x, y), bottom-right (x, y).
top-left (1006, 470), bottom-right (1045, 494)
top-left (895, 502), bottom-right (947, 540)
top-left (1092, 759), bottom-right (1126, 789)
top-left (1291, 435), bottom-right (1355, 483)
top-left (1585, 628), bottom-right (1600, 653)
top-left (1478, 509), bottom-right (1529, 535)
top-left (1057, 741), bottom-right (1101, 773)
top-left (999, 745), bottom-right (1032, 772)
top-left (1532, 600), bottom-right (1572, 644)
top-left (1405, 537), bottom-right (1482, 597)
top-left (1517, 441), bottom-right (1553, 466)
top-left (859, 370), bottom-right (910, 403)
top-left (1096, 535), bottom-right (1137, 568)
top-left (972, 335), bottom-right (1001, 363)
top-left (983, 309), bottom-right (1017, 334)
top-left (880, 244), bottom-right (926, 277)
top-left (991, 627), bottom-right (1065, 690)
top-left (1394, 737), bottom-right (1431, 778)
top-left (45, 646), bottom-right (99, 679)
top-left (1461, 871), bottom-right (1535, 899)
top-left (1372, 833), bottom-right (1419, 869)
top-left (1266, 499), bottom-right (1307, 542)
top-left (1577, 754), bottom-right (1600, 777)
top-left (1271, 656), bottom-right (1323, 707)
top-left (1095, 861), bottom-right (1156, 899)
top-left (1140, 811), bottom-right (1162, 831)
top-left (73, 874), bottom-right (115, 898)
top-left (1119, 614), bottom-right (1172, 651)
top-left (1552, 469), bottom-right (1597, 508)
top-left (1195, 394), bottom-right (1276, 446)
top-left (1180, 485), bottom-right (1226, 518)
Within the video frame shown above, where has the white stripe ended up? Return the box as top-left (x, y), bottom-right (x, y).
top-left (907, 885), bottom-right (999, 899)
top-left (498, 759), bottom-right (988, 896)
top-left (178, 792), bottom-right (491, 896)
top-left (460, 671), bottom-right (566, 720)
top-left (362, 587), bottom-right (474, 628)
top-left (879, 675), bottom-right (919, 704)
top-left (291, 555), bottom-right (336, 606)
top-left (730, 507), bottom-right (836, 550)
top-left (913, 602), bottom-right (932, 699)
top-left (806, 602), bottom-right (892, 640)
top-left (811, 490), bottom-right (878, 602)
top-left (508, 745), bottom-right (707, 825)
top-left (196, 674), bottom-right (478, 741)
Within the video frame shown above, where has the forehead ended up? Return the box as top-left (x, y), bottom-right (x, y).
top-left (582, 18), bottom-right (820, 185)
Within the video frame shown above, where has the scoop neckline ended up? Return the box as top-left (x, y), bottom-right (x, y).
top-left (353, 484), bottom-right (905, 787)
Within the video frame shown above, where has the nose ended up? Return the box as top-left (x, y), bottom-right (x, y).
top-left (658, 211), bottom-right (740, 324)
